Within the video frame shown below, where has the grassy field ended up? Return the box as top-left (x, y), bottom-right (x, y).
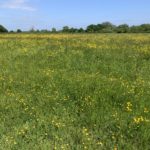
top-left (0, 34), bottom-right (150, 150)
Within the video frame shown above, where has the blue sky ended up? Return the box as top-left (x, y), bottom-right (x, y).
top-left (0, 0), bottom-right (150, 31)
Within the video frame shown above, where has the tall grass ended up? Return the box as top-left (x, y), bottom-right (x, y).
top-left (0, 34), bottom-right (150, 150)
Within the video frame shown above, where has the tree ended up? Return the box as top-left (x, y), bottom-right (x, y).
top-left (96, 24), bottom-right (104, 32)
top-left (41, 29), bottom-right (49, 33)
top-left (86, 22), bottom-right (116, 33)
top-left (62, 26), bottom-right (70, 32)
top-left (139, 24), bottom-right (150, 32)
top-left (51, 28), bottom-right (57, 33)
top-left (78, 28), bottom-right (84, 33)
top-left (130, 25), bottom-right (140, 33)
top-left (17, 29), bottom-right (22, 33)
top-left (100, 22), bottom-right (116, 33)
top-left (86, 24), bottom-right (98, 32)
top-left (0, 25), bottom-right (8, 32)
top-left (68, 28), bottom-right (77, 33)
top-left (29, 26), bottom-right (35, 32)
top-left (116, 24), bottom-right (129, 33)
top-left (10, 30), bottom-right (14, 33)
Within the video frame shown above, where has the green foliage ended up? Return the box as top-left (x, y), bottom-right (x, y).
top-left (51, 28), bottom-right (57, 33)
top-left (62, 26), bottom-right (70, 32)
top-left (0, 25), bottom-right (8, 32)
top-left (86, 22), bottom-right (116, 33)
top-left (130, 24), bottom-right (150, 33)
top-left (78, 28), bottom-right (84, 33)
top-left (116, 24), bottom-right (129, 33)
top-left (0, 34), bottom-right (150, 149)
top-left (62, 26), bottom-right (84, 33)
top-left (40, 29), bottom-right (49, 33)
top-left (140, 24), bottom-right (150, 32)
top-left (1, 23), bottom-right (150, 33)
top-left (86, 24), bottom-right (97, 32)
top-left (100, 22), bottom-right (116, 32)
top-left (17, 29), bottom-right (22, 33)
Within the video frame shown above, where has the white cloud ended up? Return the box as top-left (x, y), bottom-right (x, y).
top-left (1, 0), bottom-right (36, 11)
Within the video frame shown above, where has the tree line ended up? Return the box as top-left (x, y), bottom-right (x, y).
top-left (0, 22), bottom-right (150, 33)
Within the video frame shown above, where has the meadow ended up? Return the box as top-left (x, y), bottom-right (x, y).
top-left (0, 33), bottom-right (150, 150)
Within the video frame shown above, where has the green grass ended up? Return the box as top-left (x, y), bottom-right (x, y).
top-left (0, 34), bottom-right (150, 150)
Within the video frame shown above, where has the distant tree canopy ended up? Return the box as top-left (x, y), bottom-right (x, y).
top-left (0, 22), bottom-right (150, 33)
top-left (0, 25), bottom-right (8, 32)
top-left (17, 29), bottom-right (22, 33)
top-left (61, 26), bottom-right (84, 33)
top-left (86, 22), bottom-right (116, 33)
top-left (61, 22), bottom-right (150, 33)
top-left (51, 28), bottom-right (57, 33)
top-left (116, 24), bottom-right (129, 33)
